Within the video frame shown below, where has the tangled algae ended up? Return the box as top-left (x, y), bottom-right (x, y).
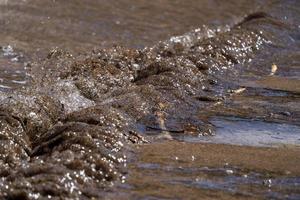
top-left (0, 1), bottom-right (300, 199)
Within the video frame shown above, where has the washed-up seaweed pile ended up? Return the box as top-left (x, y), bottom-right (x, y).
top-left (0, 1), bottom-right (299, 199)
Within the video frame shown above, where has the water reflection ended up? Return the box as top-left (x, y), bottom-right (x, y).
top-left (176, 117), bottom-right (300, 147)
top-left (0, 45), bottom-right (28, 91)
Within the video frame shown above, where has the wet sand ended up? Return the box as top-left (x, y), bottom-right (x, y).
top-left (121, 142), bottom-right (300, 200)
top-left (253, 76), bottom-right (300, 94)
top-left (137, 142), bottom-right (300, 175)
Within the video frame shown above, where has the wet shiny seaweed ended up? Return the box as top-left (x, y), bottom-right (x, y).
top-left (0, 0), bottom-right (300, 199)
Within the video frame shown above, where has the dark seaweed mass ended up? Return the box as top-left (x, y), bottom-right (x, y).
top-left (0, 1), bottom-right (299, 199)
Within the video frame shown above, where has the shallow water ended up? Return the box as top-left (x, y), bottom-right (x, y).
top-left (133, 164), bottom-right (300, 199)
top-left (0, 0), bottom-right (300, 199)
top-left (176, 117), bottom-right (300, 147)
top-left (111, 141), bottom-right (300, 200)
top-left (0, 45), bottom-right (29, 90)
top-left (0, 0), bottom-right (262, 90)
